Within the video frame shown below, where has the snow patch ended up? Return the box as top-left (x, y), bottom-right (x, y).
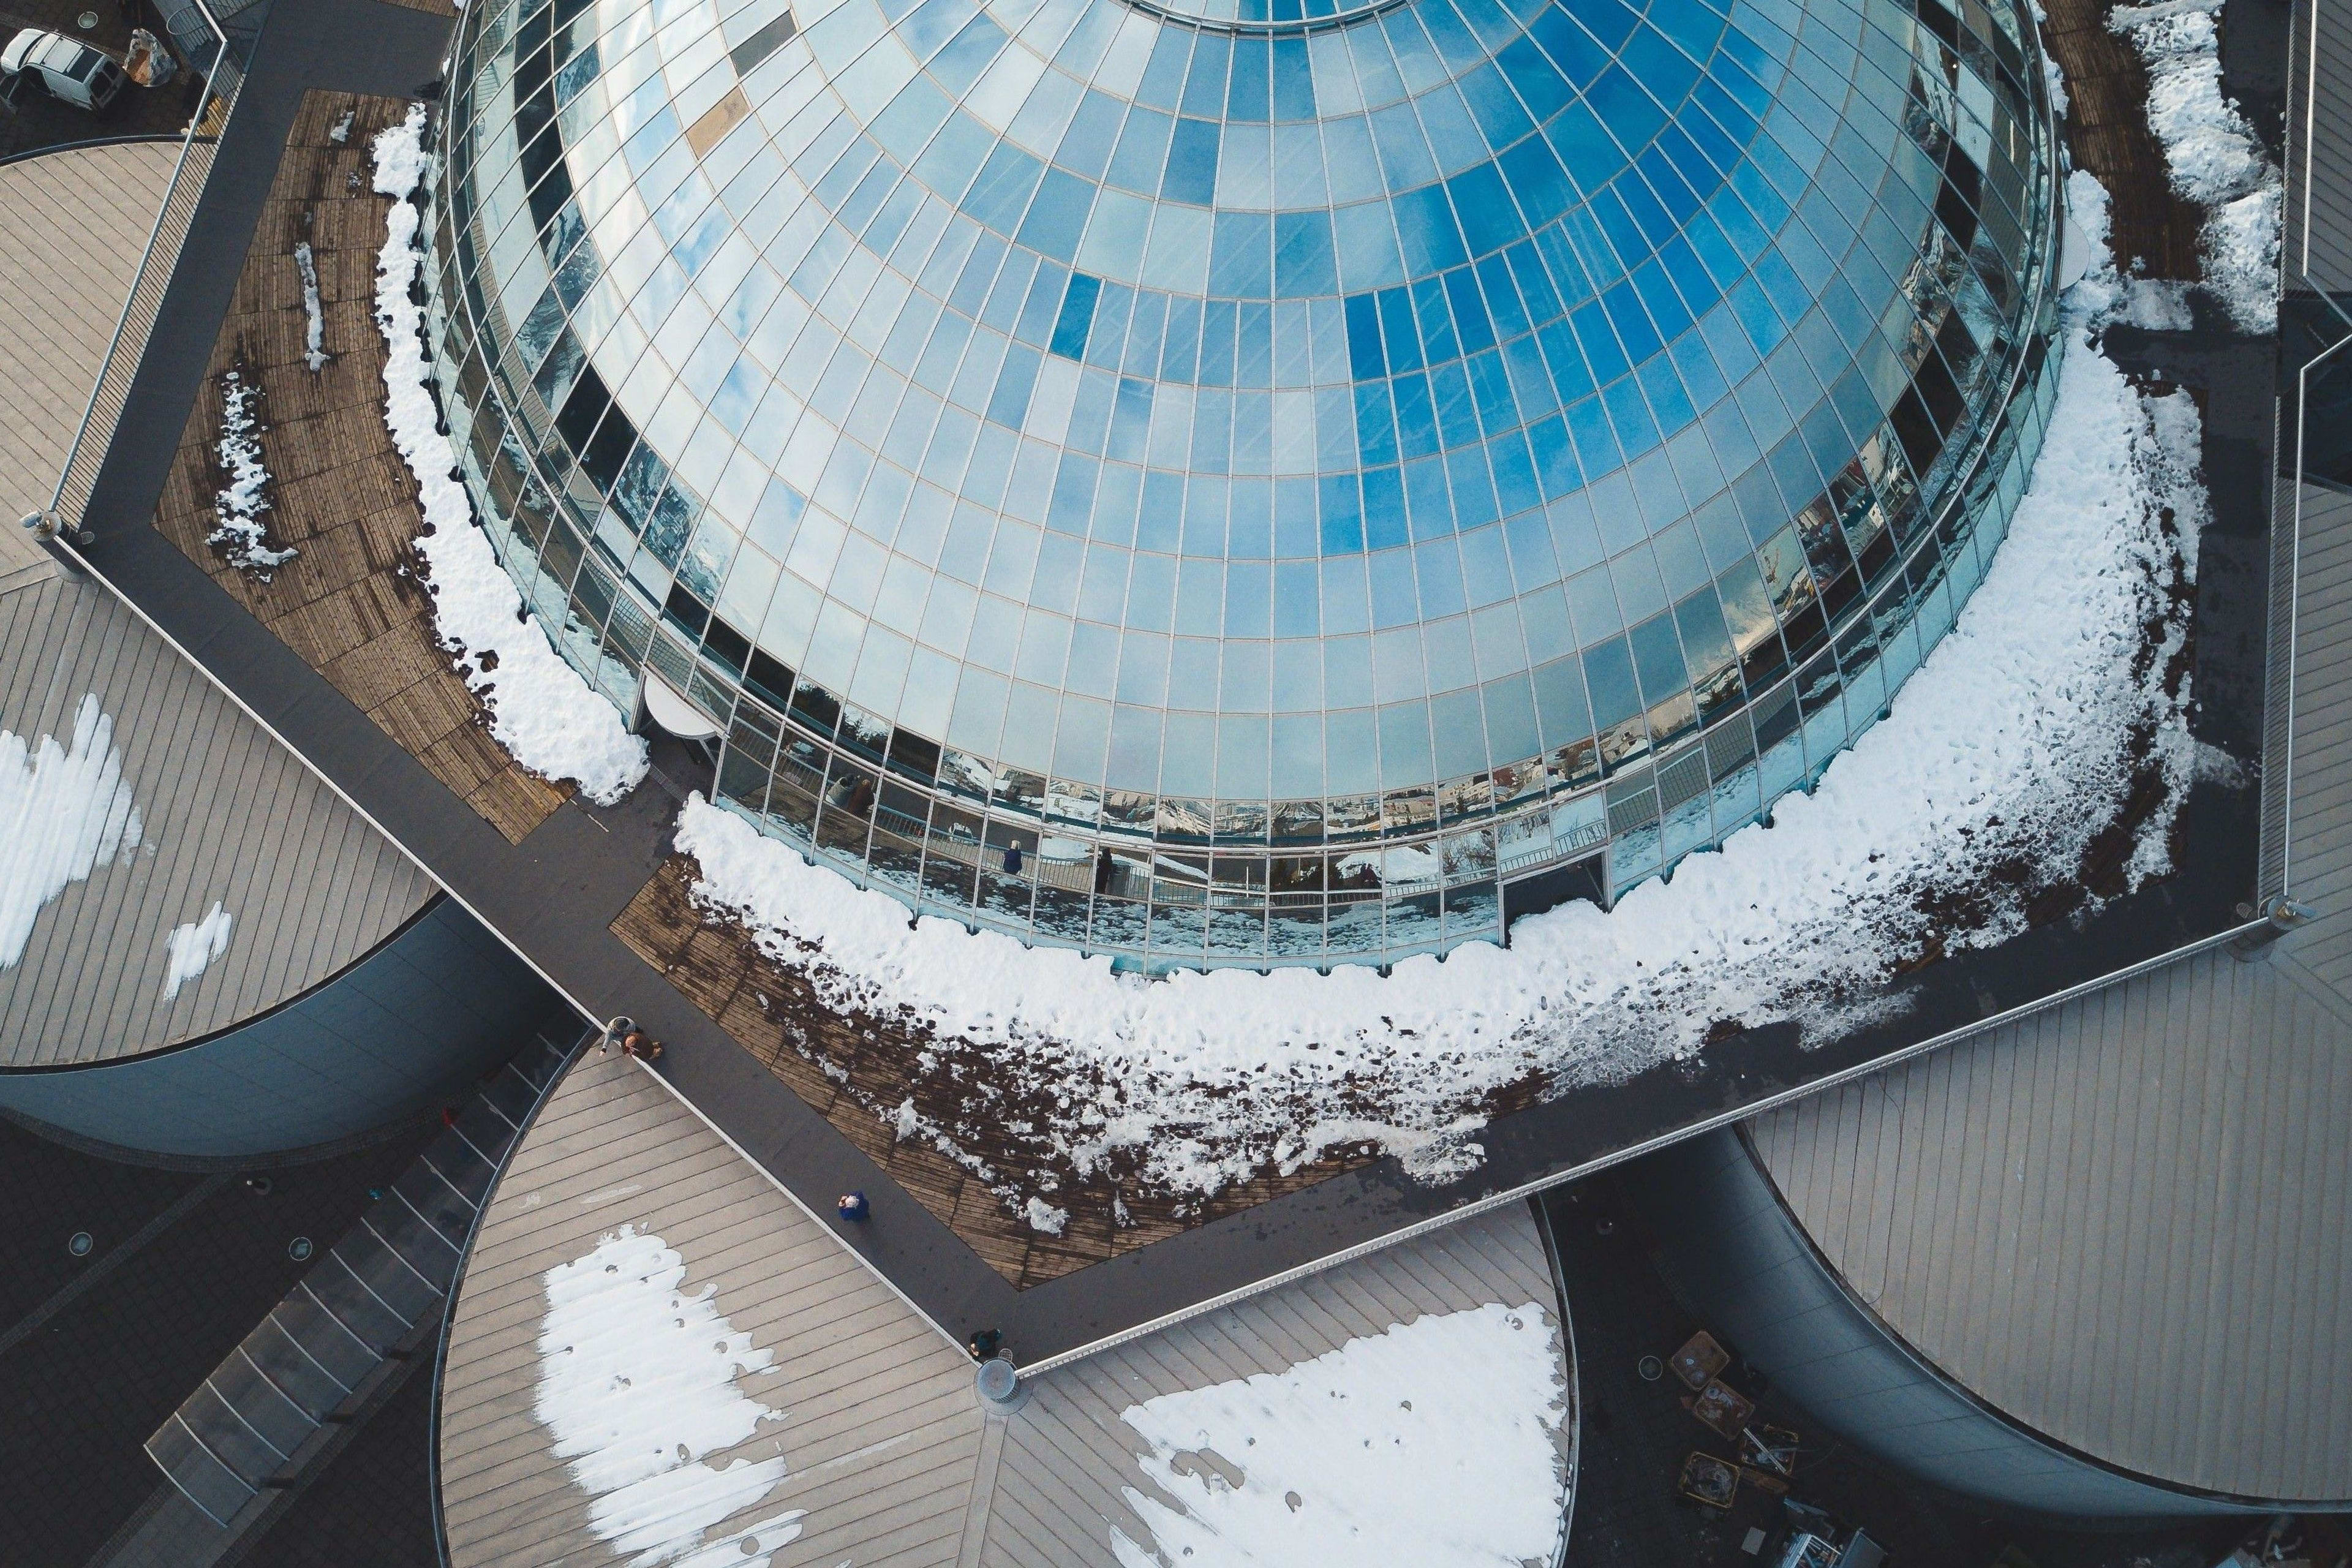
top-left (2067, 172), bottom-right (2198, 331)
top-left (2110, 0), bottom-right (2282, 330)
top-left (328, 108), bottom-right (354, 143)
top-left (1025, 1196), bottom-right (1069, 1235)
top-left (668, 269), bottom-right (2203, 1217)
top-left (293, 242), bottom-right (329, 372)
top-left (370, 105), bottom-right (647, 805)
top-left (1112, 1302), bottom-right (1569, 1568)
top-left (162, 902), bottom-right (232, 1001)
top-left (535, 1226), bottom-right (805, 1568)
top-left (0, 695), bottom-right (143, 969)
top-left (294, 241), bottom-right (328, 372)
top-left (210, 367), bottom-right (296, 579)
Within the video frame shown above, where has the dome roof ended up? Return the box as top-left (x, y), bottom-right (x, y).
top-left (431, 0), bottom-right (2056, 965)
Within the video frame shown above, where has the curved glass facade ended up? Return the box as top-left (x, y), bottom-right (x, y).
top-left (427, 0), bottom-right (2060, 970)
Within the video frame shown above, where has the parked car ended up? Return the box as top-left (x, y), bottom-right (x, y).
top-left (1, 29), bottom-right (126, 111)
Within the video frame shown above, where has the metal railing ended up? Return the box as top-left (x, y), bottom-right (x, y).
top-left (2265, 0), bottom-right (2352, 908)
top-left (42, 0), bottom-right (247, 534)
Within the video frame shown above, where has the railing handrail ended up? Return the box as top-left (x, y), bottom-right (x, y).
top-left (2276, 0), bottom-right (2349, 902)
top-left (43, 0), bottom-right (243, 528)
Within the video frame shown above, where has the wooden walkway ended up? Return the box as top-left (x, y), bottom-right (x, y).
top-left (611, 855), bottom-right (1371, 1289)
top-left (437, 1049), bottom-right (1574, 1566)
top-left (2038, 0), bottom-right (2207, 279)
top-left (152, 90), bottom-right (567, 844)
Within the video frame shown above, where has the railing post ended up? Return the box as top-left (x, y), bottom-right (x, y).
top-left (2227, 895), bottom-right (2315, 961)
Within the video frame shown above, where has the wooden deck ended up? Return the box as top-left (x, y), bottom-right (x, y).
top-left (2038, 0), bottom-right (2207, 279)
top-left (437, 1048), bottom-right (1574, 1567)
top-left (151, 91), bottom-right (568, 845)
top-left (610, 855), bottom-right (1374, 1289)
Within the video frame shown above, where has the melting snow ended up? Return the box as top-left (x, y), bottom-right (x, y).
top-left (535, 1226), bottom-right (805, 1568)
top-left (294, 241), bottom-right (328, 372)
top-left (2067, 171), bottom-right (2198, 331)
top-left (669, 249), bottom-right (2205, 1210)
top-left (0, 695), bottom-right (143, 969)
top-left (161, 902), bottom-right (232, 1001)
top-left (371, 105), bottom-right (647, 805)
top-left (210, 367), bottom-right (296, 579)
top-left (1110, 1302), bottom-right (1569, 1568)
top-left (2109, 0), bottom-right (2282, 330)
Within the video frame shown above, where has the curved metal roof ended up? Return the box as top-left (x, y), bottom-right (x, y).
top-left (436, 1046), bottom-right (1576, 1565)
top-left (0, 141), bottom-right (179, 549)
top-left (1747, 941), bottom-right (2352, 1506)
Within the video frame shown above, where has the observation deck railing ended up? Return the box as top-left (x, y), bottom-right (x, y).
top-left (40, 0), bottom-right (251, 535)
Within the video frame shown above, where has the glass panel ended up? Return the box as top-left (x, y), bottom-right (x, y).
top-left (429, 0), bottom-right (2059, 968)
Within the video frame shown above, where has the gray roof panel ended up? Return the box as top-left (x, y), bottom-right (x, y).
top-left (1750, 946), bottom-right (2352, 1504)
top-left (0, 573), bottom-right (434, 1065)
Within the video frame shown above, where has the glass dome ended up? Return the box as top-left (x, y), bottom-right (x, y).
top-left (426, 0), bottom-right (2060, 970)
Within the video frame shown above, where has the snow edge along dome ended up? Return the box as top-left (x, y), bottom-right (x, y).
top-left (425, 0), bottom-right (2062, 971)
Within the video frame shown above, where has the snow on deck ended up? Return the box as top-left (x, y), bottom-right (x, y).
top-left (371, 107), bottom-right (647, 807)
top-left (208, 366), bottom-right (297, 579)
top-left (2110, 0), bottom-right (2282, 330)
top-left (666, 241), bottom-right (2206, 1213)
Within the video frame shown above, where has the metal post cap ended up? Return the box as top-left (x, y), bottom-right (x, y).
top-left (974, 1357), bottom-right (1026, 1411)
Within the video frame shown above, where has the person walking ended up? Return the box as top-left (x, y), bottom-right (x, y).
top-left (1001, 841), bottom-right (1023, 876)
top-left (837, 1191), bottom-right (870, 1223)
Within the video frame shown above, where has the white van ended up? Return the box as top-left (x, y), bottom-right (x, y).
top-left (1, 29), bottom-right (126, 111)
